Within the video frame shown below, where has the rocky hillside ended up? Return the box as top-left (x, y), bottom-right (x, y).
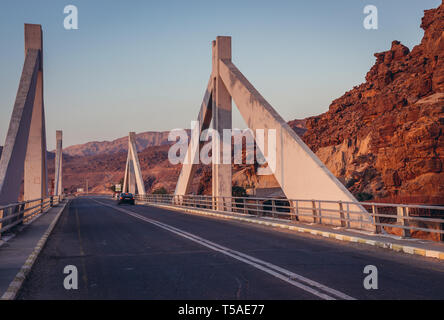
top-left (46, 144), bottom-right (189, 194)
top-left (61, 131), bottom-right (176, 157)
top-left (302, 1), bottom-right (444, 204)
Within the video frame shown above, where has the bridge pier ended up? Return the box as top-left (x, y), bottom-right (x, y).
top-left (212, 37), bottom-right (232, 211)
top-left (23, 24), bottom-right (47, 202)
top-left (173, 35), bottom-right (374, 231)
top-left (54, 130), bottom-right (63, 196)
top-left (0, 24), bottom-right (47, 205)
top-left (122, 132), bottom-right (146, 195)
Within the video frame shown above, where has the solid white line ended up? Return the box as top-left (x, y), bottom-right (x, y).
top-left (93, 199), bottom-right (356, 300)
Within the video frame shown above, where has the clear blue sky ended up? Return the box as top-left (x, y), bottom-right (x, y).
top-left (0, 0), bottom-right (440, 148)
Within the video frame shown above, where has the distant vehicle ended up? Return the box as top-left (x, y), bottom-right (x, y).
top-left (117, 193), bottom-right (135, 205)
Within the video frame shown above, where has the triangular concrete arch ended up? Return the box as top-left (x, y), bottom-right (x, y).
top-left (174, 36), bottom-right (374, 230)
top-left (54, 130), bottom-right (63, 196)
top-left (0, 24), bottom-right (48, 205)
top-left (122, 132), bottom-right (146, 195)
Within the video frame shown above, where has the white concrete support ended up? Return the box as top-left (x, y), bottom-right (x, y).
top-left (128, 160), bottom-right (136, 194)
top-left (174, 77), bottom-right (213, 200)
top-left (174, 38), bottom-right (233, 209)
top-left (212, 37), bottom-right (232, 211)
top-left (123, 152), bottom-right (129, 193)
top-left (0, 24), bottom-right (46, 205)
top-left (218, 56), bottom-right (373, 230)
top-left (23, 24), bottom-right (48, 202)
top-left (173, 35), bottom-right (373, 231)
top-left (54, 130), bottom-right (63, 196)
top-left (122, 132), bottom-right (146, 195)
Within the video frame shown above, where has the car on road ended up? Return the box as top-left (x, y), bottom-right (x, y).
top-left (117, 193), bottom-right (135, 205)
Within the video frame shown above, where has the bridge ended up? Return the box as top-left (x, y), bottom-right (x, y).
top-left (0, 24), bottom-right (443, 301)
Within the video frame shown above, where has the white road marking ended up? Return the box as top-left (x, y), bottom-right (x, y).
top-left (93, 199), bottom-right (356, 300)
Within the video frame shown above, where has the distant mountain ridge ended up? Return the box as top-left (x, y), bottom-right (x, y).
top-left (61, 131), bottom-right (175, 157)
top-left (59, 120), bottom-right (308, 158)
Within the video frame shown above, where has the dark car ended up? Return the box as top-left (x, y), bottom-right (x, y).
top-left (118, 193), bottom-right (135, 205)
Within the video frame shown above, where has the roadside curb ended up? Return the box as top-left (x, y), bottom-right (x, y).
top-left (140, 202), bottom-right (444, 261)
top-left (0, 199), bottom-right (71, 300)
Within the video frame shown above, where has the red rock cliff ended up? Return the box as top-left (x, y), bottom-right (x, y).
top-left (303, 2), bottom-right (444, 203)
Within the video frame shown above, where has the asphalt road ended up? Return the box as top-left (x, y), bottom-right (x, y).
top-left (17, 197), bottom-right (444, 300)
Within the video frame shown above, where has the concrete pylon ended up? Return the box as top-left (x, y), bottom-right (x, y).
top-left (174, 78), bottom-right (213, 200)
top-left (54, 131), bottom-right (63, 196)
top-left (24, 24), bottom-right (48, 202)
top-left (0, 24), bottom-right (47, 205)
top-left (212, 37), bottom-right (232, 210)
top-left (174, 38), bottom-right (232, 209)
top-left (174, 36), bottom-right (374, 231)
top-left (122, 132), bottom-right (146, 195)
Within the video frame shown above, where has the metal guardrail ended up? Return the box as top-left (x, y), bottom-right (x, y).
top-left (0, 195), bottom-right (65, 237)
top-left (135, 194), bottom-right (444, 242)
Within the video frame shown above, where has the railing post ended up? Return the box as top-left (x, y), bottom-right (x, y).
top-left (0, 207), bottom-right (3, 239)
top-left (271, 200), bottom-right (276, 218)
top-left (318, 201), bottom-right (322, 224)
top-left (312, 200), bottom-right (317, 223)
top-left (397, 206), bottom-right (410, 238)
top-left (20, 203), bottom-right (26, 224)
top-left (346, 203), bottom-right (351, 228)
top-left (441, 222), bottom-right (444, 242)
top-left (50, 196), bottom-right (54, 207)
top-left (339, 201), bottom-right (346, 227)
top-left (225, 197), bottom-right (231, 212)
top-left (293, 200), bottom-right (299, 221)
top-left (14, 203), bottom-right (25, 225)
top-left (372, 205), bottom-right (382, 234)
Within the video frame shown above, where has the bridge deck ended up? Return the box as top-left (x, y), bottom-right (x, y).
top-left (15, 197), bottom-right (444, 300)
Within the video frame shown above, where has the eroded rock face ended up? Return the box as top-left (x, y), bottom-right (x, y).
top-left (303, 2), bottom-right (444, 203)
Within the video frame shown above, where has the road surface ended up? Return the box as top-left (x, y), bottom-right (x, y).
top-left (17, 197), bottom-right (444, 299)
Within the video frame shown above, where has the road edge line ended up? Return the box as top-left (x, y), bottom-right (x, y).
top-left (0, 199), bottom-right (71, 300)
top-left (138, 202), bottom-right (444, 262)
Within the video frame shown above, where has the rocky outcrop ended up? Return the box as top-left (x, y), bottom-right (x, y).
top-left (302, 1), bottom-right (444, 203)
